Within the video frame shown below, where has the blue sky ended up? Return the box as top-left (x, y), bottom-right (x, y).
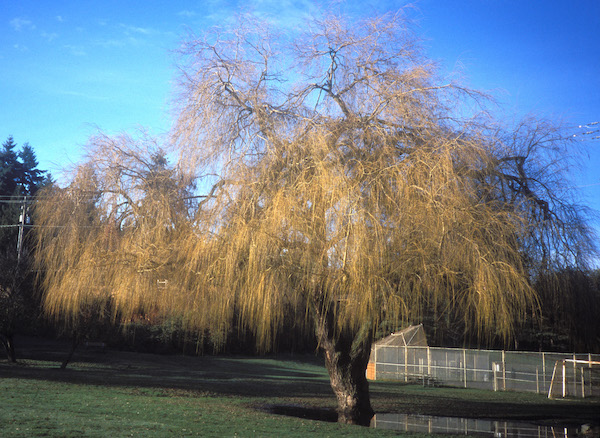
top-left (2, 1), bottom-right (599, 222)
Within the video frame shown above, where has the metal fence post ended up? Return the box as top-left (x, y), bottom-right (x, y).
top-left (374, 345), bottom-right (377, 380)
top-left (396, 346), bottom-right (401, 380)
top-left (589, 354), bottom-right (593, 396)
top-left (463, 348), bottom-right (467, 388)
top-left (573, 353), bottom-right (577, 396)
top-left (562, 360), bottom-right (566, 398)
top-left (427, 346), bottom-right (431, 377)
top-left (502, 350), bottom-right (506, 391)
top-left (445, 351), bottom-right (448, 382)
top-left (493, 362), bottom-right (498, 391)
top-left (404, 345), bottom-right (408, 382)
top-left (542, 352), bottom-right (546, 393)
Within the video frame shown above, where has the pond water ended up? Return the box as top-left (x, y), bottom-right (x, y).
top-left (371, 413), bottom-right (599, 437)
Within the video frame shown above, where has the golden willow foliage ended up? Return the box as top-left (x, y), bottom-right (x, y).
top-left (170, 12), bottom-right (543, 349)
top-left (33, 133), bottom-right (201, 330)
top-left (34, 12), bottom-right (593, 352)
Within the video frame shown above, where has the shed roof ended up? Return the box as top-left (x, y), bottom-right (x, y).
top-left (376, 324), bottom-right (428, 347)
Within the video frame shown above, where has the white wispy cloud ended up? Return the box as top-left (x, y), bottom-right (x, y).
top-left (91, 22), bottom-right (169, 49)
top-left (94, 35), bottom-right (149, 49)
top-left (94, 38), bottom-right (128, 48)
top-left (63, 44), bottom-right (86, 56)
top-left (177, 10), bottom-right (197, 18)
top-left (257, 0), bottom-right (323, 30)
top-left (120, 24), bottom-right (153, 35)
top-left (10, 17), bottom-right (36, 31)
top-left (41, 31), bottom-right (59, 42)
top-left (175, 0), bottom-right (320, 33)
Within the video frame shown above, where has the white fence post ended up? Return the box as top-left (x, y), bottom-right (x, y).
top-left (404, 345), bottom-right (408, 382)
top-left (502, 350), bottom-right (506, 391)
top-left (542, 352), bottom-right (546, 393)
top-left (463, 349), bottom-right (467, 388)
top-left (374, 345), bottom-right (377, 380)
top-left (427, 346), bottom-right (431, 377)
top-left (562, 360), bottom-right (567, 398)
top-left (572, 353), bottom-right (577, 396)
top-left (589, 354), bottom-right (593, 396)
top-left (493, 362), bottom-right (498, 391)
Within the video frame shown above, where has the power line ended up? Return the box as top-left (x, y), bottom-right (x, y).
top-left (0, 224), bottom-right (64, 228)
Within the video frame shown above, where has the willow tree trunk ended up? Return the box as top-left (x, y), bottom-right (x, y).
top-left (315, 307), bottom-right (374, 426)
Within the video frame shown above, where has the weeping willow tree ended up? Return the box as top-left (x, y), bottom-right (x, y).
top-left (34, 12), bottom-right (596, 426)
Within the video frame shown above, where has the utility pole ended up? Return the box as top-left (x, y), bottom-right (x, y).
top-left (16, 195), bottom-right (28, 263)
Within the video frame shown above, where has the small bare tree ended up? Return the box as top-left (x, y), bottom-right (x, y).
top-left (34, 12), bottom-right (596, 425)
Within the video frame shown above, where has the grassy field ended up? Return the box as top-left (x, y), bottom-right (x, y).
top-left (1, 337), bottom-right (599, 437)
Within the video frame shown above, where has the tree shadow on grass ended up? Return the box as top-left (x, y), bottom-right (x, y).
top-left (0, 336), bottom-right (334, 402)
top-left (264, 404), bottom-right (338, 422)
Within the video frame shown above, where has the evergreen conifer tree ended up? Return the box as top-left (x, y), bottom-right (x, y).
top-left (0, 136), bottom-right (48, 361)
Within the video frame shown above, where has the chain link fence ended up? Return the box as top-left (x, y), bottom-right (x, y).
top-left (369, 345), bottom-right (600, 397)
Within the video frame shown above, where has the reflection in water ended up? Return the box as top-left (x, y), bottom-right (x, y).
top-left (371, 413), bottom-right (599, 437)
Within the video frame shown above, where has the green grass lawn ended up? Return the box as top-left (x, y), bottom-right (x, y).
top-left (1, 338), bottom-right (598, 437)
top-left (0, 352), bottom-right (395, 437)
top-left (1, 377), bottom-right (386, 437)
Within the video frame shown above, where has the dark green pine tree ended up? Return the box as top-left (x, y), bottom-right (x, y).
top-left (18, 143), bottom-right (46, 195)
top-left (0, 136), bottom-right (21, 255)
top-left (0, 137), bottom-right (49, 253)
top-left (0, 136), bottom-right (49, 361)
